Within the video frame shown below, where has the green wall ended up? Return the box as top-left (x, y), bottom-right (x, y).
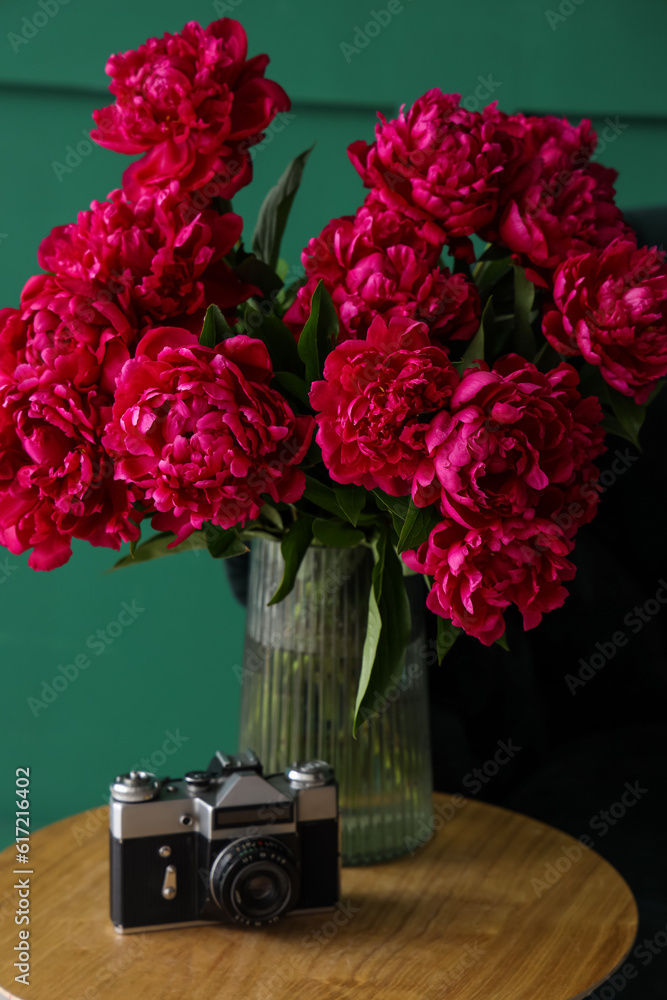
top-left (1, 0), bottom-right (666, 847)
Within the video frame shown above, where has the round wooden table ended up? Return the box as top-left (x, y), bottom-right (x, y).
top-left (0, 793), bottom-right (637, 1000)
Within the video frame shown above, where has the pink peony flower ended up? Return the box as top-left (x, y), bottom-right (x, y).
top-left (309, 315), bottom-right (459, 496)
top-left (543, 240), bottom-right (667, 403)
top-left (512, 113), bottom-right (597, 173)
top-left (18, 274), bottom-right (134, 387)
top-left (498, 152), bottom-right (632, 288)
top-left (104, 328), bottom-right (314, 542)
top-left (0, 308), bottom-right (29, 382)
top-left (347, 91), bottom-right (514, 259)
top-left (91, 19), bottom-right (289, 200)
top-left (417, 355), bottom-right (606, 532)
top-left (37, 187), bottom-right (256, 337)
top-left (284, 196), bottom-right (480, 345)
top-left (478, 112), bottom-right (595, 245)
top-left (0, 188), bottom-right (257, 571)
top-left (0, 310), bottom-right (141, 570)
top-left (403, 517), bottom-right (577, 645)
top-left (475, 112), bottom-right (632, 283)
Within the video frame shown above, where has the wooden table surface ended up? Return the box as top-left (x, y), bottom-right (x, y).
top-left (0, 793), bottom-right (637, 1000)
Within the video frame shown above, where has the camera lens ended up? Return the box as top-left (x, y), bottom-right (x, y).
top-left (234, 868), bottom-right (290, 919)
top-left (210, 838), bottom-right (298, 925)
top-left (245, 874), bottom-right (276, 902)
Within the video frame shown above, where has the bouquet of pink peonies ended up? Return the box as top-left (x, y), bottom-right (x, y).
top-left (1, 18), bottom-right (666, 725)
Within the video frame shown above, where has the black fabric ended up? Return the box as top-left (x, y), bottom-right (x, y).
top-left (427, 203), bottom-right (667, 999)
top-left (427, 385), bottom-right (667, 999)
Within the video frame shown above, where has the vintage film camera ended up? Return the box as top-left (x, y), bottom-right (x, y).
top-left (109, 750), bottom-right (339, 932)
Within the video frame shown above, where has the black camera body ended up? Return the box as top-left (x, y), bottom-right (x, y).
top-left (109, 750), bottom-right (339, 933)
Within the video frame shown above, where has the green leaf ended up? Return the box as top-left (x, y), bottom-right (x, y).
top-left (334, 485), bottom-right (366, 527)
top-left (474, 258), bottom-right (512, 300)
top-left (603, 384), bottom-right (645, 451)
top-left (461, 297), bottom-right (494, 371)
top-left (259, 503), bottom-right (283, 532)
top-left (479, 242), bottom-right (512, 262)
top-left (312, 518), bottom-right (365, 547)
top-left (204, 524), bottom-right (249, 559)
top-left (303, 437), bottom-right (323, 467)
top-left (272, 371), bottom-right (311, 407)
top-left (235, 255), bottom-right (284, 298)
top-left (648, 380), bottom-right (665, 405)
top-left (252, 147), bottom-right (314, 273)
top-left (601, 414), bottom-right (627, 442)
top-left (355, 580), bottom-right (384, 731)
top-left (371, 489), bottom-right (411, 536)
top-left (297, 281), bottom-right (338, 384)
top-left (582, 364), bottom-right (647, 449)
top-left (276, 258), bottom-right (290, 282)
top-left (243, 304), bottom-right (303, 375)
top-left (494, 633), bottom-right (510, 652)
top-left (303, 476), bottom-right (375, 525)
top-left (353, 531), bottom-right (411, 733)
top-left (436, 617), bottom-right (461, 664)
top-left (110, 531), bottom-right (208, 570)
top-left (268, 514), bottom-right (315, 605)
top-left (396, 499), bottom-right (441, 555)
top-left (512, 266), bottom-right (537, 358)
top-left (275, 279), bottom-right (302, 317)
top-left (576, 362), bottom-right (608, 398)
top-left (303, 474), bottom-right (347, 519)
top-left (199, 304), bottom-right (234, 348)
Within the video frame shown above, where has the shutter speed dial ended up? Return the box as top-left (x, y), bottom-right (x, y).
top-left (285, 760), bottom-right (334, 787)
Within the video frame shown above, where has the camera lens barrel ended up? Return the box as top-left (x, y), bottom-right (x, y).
top-left (209, 837), bottom-right (298, 926)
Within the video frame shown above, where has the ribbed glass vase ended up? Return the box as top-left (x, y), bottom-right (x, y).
top-left (239, 535), bottom-right (433, 866)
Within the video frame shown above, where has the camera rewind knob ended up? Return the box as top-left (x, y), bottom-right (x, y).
top-left (110, 770), bottom-right (160, 803)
